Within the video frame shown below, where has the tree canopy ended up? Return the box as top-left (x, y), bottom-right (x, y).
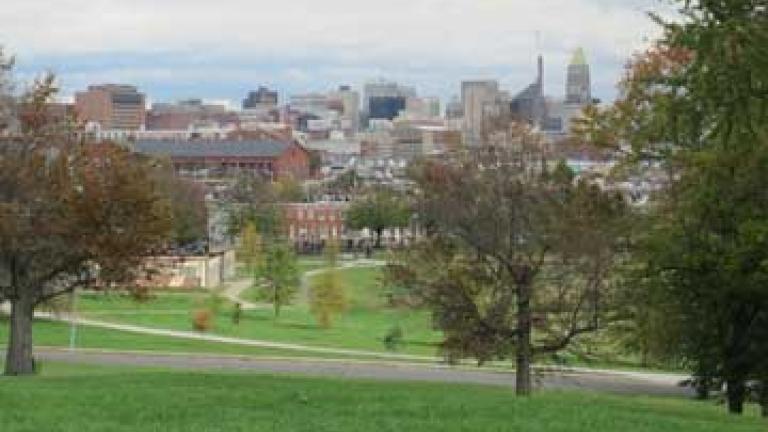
top-left (390, 136), bottom-right (628, 395)
top-left (0, 57), bottom-right (173, 375)
top-left (346, 187), bottom-right (411, 248)
top-left (578, 0), bottom-right (768, 414)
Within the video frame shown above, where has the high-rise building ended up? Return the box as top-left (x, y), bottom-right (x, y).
top-left (368, 96), bottom-right (406, 121)
top-left (461, 80), bottom-right (499, 145)
top-left (445, 96), bottom-right (464, 120)
top-left (363, 80), bottom-right (416, 116)
top-left (242, 86), bottom-right (279, 109)
top-left (75, 84), bottom-right (146, 130)
top-left (329, 85), bottom-right (360, 133)
top-left (566, 48), bottom-right (591, 105)
top-left (509, 55), bottom-right (547, 127)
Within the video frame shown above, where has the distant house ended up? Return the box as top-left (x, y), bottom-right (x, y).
top-left (132, 139), bottom-right (310, 180)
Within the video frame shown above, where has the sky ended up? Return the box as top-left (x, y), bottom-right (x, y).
top-left (0, 0), bottom-right (676, 108)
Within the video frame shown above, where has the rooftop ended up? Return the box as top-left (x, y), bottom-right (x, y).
top-left (132, 139), bottom-right (292, 158)
top-left (570, 48), bottom-right (588, 66)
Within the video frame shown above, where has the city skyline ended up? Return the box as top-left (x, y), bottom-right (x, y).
top-left (0, 0), bottom-right (674, 106)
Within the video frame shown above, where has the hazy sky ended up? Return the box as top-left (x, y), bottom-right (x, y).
top-left (0, 0), bottom-right (675, 107)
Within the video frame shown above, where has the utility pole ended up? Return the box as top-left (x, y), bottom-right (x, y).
top-left (68, 288), bottom-right (79, 350)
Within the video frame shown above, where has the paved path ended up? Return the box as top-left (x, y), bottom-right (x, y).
top-left (32, 348), bottom-right (693, 397)
top-left (220, 277), bottom-right (264, 311)
top-left (34, 310), bottom-right (437, 361)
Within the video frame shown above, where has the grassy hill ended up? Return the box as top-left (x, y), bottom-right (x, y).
top-left (0, 362), bottom-right (763, 432)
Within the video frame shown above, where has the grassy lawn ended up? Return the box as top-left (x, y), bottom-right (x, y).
top-left (72, 266), bottom-right (443, 357)
top-left (15, 264), bottom-right (674, 370)
top-left (0, 318), bottom-right (384, 360)
top-left (0, 362), bottom-right (762, 432)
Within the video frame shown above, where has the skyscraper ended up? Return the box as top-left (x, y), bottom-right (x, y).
top-left (566, 48), bottom-right (592, 105)
top-left (75, 84), bottom-right (146, 130)
top-left (461, 80), bottom-right (499, 146)
top-left (510, 55), bottom-right (546, 126)
top-left (242, 86), bottom-right (278, 109)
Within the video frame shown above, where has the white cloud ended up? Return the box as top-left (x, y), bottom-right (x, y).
top-left (0, 0), bottom-right (676, 101)
top-left (1, 0), bottom-right (664, 61)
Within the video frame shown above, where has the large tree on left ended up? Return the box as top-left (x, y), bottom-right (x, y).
top-left (0, 53), bottom-right (172, 375)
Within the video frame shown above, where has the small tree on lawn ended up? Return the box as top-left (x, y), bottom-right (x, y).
top-left (0, 65), bottom-right (172, 375)
top-left (309, 240), bottom-right (347, 328)
top-left (263, 242), bottom-right (300, 318)
top-left (238, 221), bottom-right (264, 282)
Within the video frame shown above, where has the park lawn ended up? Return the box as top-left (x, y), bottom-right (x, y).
top-left (74, 266), bottom-right (444, 357)
top-left (0, 318), bottom-right (379, 360)
top-left (0, 362), bottom-right (763, 432)
top-left (76, 302), bottom-right (441, 356)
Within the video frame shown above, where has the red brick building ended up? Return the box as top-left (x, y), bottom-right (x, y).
top-left (281, 202), bottom-right (349, 241)
top-left (133, 139), bottom-right (310, 180)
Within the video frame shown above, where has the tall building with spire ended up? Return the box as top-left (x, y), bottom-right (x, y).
top-left (566, 48), bottom-right (591, 105)
top-left (510, 55), bottom-right (546, 127)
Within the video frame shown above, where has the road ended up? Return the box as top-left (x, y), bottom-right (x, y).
top-left (33, 348), bottom-right (693, 397)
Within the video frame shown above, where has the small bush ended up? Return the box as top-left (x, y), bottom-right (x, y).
top-left (192, 308), bottom-right (213, 332)
top-left (383, 325), bottom-right (404, 351)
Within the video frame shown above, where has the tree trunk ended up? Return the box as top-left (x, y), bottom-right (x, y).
top-left (375, 228), bottom-right (383, 249)
top-left (759, 381), bottom-right (768, 418)
top-left (694, 375), bottom-right (711, 400)
top-left (725, 378), bottom-right (746, 415)
top-left (5, 296), bottom-right (35, 376)
top-left (516, 281), bottom-right (533, 396)
top-left (272, 284), bottom-right (281, 319)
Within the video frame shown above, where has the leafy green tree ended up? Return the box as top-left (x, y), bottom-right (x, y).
top-left (577, 0), bottom-right (768, 414)
top-left (389, 134), bottom-right (628, 396)
top-left (346, 188), bottom-right (411, 248)
top-left (263, 242), bottom-right (300, 318)
top-left (635, 145), bottom-right (768, 413)
top-left (309, 241), bottom-right (347, 328)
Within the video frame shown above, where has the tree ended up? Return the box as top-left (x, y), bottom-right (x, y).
top-left (389, 131), bottom-right (628, 396)
top-left (237, 221), bottom-right (264, 282)
top-left (634, 145), bottom-right (768, 413)
top-left (309, 241), bottom-right (347, 328)
top-left (226, 173), bottom-right (283, 239)
top-left (273, 176), bottom-right (304, 202)
top-left (346, 187), bottom-right (411, 248)
top-left (262, 242), bottom-right (300, 318)
top-left (153, 162), bottom-right (207, 248)
top-left (576, 0), bottom-right (768, 414)
top-left (0, 71), bottom-right (172, 375)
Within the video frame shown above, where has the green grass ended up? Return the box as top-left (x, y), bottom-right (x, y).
top-left (71, 266), bottom-right (443, 357)
top-left (0, 362), bottom-right (762, 432)
top-left (0, 318), bottom-right (389, 360)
